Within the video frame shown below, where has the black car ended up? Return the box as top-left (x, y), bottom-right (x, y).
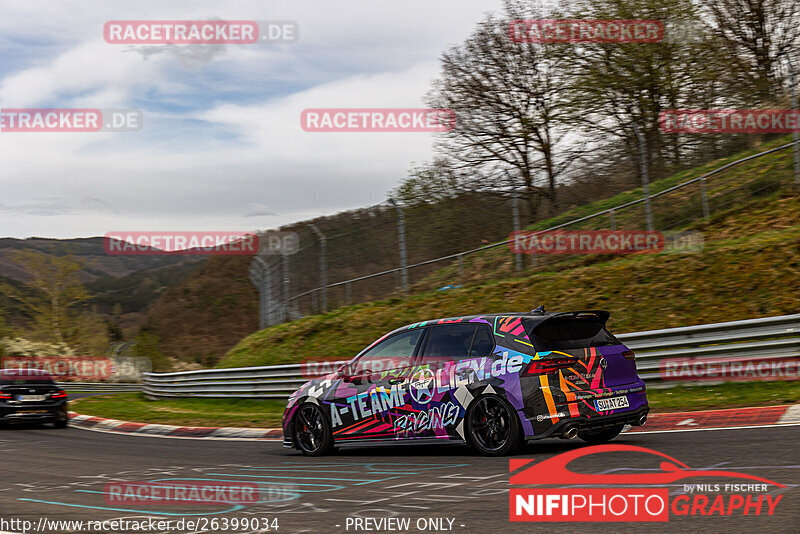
top-left (0, 369), bottom-right (69, 428)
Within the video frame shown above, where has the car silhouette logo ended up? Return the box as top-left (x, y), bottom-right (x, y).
top-left (600, 358), bottom-right (607, 369)
top-left (510, 444), bottom-right (785, 487)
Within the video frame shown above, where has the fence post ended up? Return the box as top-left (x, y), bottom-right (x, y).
top-left (281, 253), bottom-right (289, 323)
top-left (457, 253), bottom-right (465, 282)
top-left (390, 200), bottom-right (409, 295)
top-left (249, 256), bottom-right (277, 329)
top-left (345, 282), bottom-right (352, 305)
top-left (699, 175), bottom-right (710, 218)
top-left (790, 61), bottom-right (800, 192)
top-left (609, 209), bottom-right (617, 230)
top-left (309, 224), bottom-right (328, 313)
top-left (511, 189), bottom-right (522, 272)
top-left (632, 123), bottom-right (654, 231)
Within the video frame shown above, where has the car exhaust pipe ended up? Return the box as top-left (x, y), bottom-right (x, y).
top-left (560, 426), bottom-right (578, 440)
top-left (636, 414), bottom-right (647, 426)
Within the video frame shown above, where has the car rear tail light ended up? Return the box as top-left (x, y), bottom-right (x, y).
top-left (51, 390), bottom-right (68, 399)
top-left (0, 393), bottom-right (11, 400)
top-left (622, 350), bottom-right (636, 361)
top-left (525, 356), bottom-right (579, 375)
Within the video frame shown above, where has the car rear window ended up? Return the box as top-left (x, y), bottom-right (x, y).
top-left (0, 371), bottom-right (55, 385)
top-left (523, 315), bottom-right (621, 351)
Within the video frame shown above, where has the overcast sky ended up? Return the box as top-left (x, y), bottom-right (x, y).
top-left (0, 0), bottom-right (505, 239)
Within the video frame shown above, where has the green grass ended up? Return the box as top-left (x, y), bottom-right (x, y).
top-left (70, 393), bottom-right (285, 428)
top-left (217, 132), bottom-right (799, 371)
top-left (69, 383), bottom-right (800, 429)
top-left (647, 381), bottom-right (800, 412)
top-left (218, 199), bottom-right (800, 368)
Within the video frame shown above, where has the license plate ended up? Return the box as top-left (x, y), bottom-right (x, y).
top-left (17, 395), bottom-right (46, 402)
top-left (595, 395), bottom-right (629, 411)
top-left (18, 410), bottom-right (47, 414)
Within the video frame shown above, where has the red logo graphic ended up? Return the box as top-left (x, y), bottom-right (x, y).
top-left (104, 21), bottom-right (259, 44)
top-left (660, 109), bottom-right (800, 133)
top-left (104, 481), bottom-right (260, 505)
top-left (510, 230), bottom-right (663, 254)
top-left (103, 232), bottom-right (258, 255)
top-left (300, 108), bottom-right (455, 132)
top-left (1, 357), bottom-right (114, 381)
top-left (509, 445), bottom-right (784, 522)
top-left (661, 356), bottom-right (799, 382)
top-left (509, 19), bottom-right (664, 43)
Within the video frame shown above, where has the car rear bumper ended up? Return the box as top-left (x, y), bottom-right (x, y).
top-left (526, 405), bottom-right (649, 440)
top-left (0, 403), bottom-right (67, 424)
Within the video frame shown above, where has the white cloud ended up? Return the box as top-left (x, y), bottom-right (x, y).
top-left (0, 0), bottom-right (504, 238)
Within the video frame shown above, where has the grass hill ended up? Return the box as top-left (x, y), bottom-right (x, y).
top-left (216, 139), bottom-right (799, 368)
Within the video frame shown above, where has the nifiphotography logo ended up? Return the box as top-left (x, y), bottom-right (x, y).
top-left (510, 445), bottom-right (785, 522)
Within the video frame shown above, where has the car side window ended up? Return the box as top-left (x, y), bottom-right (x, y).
top-left (352, 329), bottom-right (422, 374)
top-left (469, 324), bottom-right (495, 357)
top-left (420, 324), bottom-right (477, 365)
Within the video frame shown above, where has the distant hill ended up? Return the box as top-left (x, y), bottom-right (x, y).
top-left (0, 237), bottom-right (206, 337)
top-left (140, 255), bottom-right (258, 367)
top-left (0, 237), bottom-right (203, 283)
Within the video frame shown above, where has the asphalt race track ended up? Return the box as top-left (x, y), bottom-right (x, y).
top-left (0, 424), bottom-right (797, 534)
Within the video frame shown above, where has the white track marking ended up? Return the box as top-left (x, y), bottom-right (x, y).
top-left (624, 422), bottom-right (800, 435)
top-left (778, 404), bottom-right (800, 424)
top-left (70, 424), bottom-right (283, 441)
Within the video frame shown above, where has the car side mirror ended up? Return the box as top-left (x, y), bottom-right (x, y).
top-left (337, 363), bottom-right (352, 378)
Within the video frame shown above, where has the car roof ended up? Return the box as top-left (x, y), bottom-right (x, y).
top-left (388, 310), bottom-right (611, 336)
top-left (0, 368), bottom-right (53, 377)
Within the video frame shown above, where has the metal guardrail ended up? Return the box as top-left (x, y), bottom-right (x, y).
top-left (142, 314), bottom-right (800, 399)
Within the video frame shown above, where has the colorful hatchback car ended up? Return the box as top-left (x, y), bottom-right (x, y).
top-left (283, 308), bottom-right (649, 456)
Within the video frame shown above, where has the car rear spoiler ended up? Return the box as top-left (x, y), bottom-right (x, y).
top-left (547, 310), bottom-right (611, 325)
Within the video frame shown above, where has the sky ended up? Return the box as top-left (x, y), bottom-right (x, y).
top-left (0, 0), bottom-right (505, 239)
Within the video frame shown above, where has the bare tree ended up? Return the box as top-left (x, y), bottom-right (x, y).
top-left (702, 0), bottom-right (800, 105)
top-left (566, 0), bottom-right (728, 183)
top-left (426, 3), bottom-right (579, 221)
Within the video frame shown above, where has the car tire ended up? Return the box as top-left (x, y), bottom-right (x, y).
top-left (293, 403), bottom-right (334, 456)
top-left (466, 395), bottom-right (519, 457)
top-left (578, 423), bottom-right (625, 444)
top-left (54, 418), bottom-right (68, 429)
